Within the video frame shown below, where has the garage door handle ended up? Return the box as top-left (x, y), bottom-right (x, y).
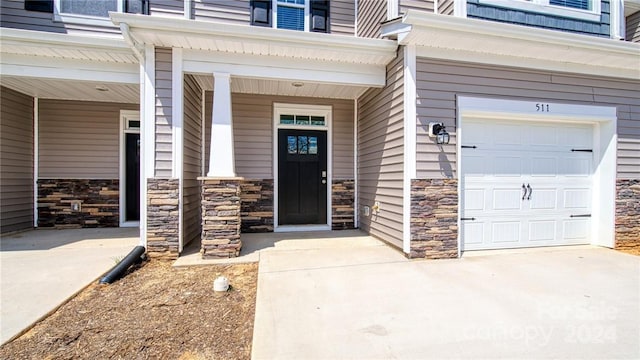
top-left (526, 184), bottom-right (532, 200)
top-left (522, 184), bottom-right (527, 200)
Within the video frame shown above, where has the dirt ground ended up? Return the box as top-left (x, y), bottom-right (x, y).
top-left (0, 261), bottom-right (258, 360)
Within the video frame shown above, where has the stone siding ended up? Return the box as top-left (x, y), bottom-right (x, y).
top-left (37, 179), bottom-right (119, 228)
top-left (201, 178), bottom-right (242, 258)
top-left (410, 179), bottom-right (458, 259)
top-left (616, 179), bottom-right (640, 250)
top-left (332, 179), bottom-right (355, 230)
top-left (146, 178), bottom-right (179, 259)
top-left (240, 179), bottom-right (274, 233)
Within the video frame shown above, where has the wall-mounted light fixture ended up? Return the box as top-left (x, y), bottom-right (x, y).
top-left (428, 122), bottom-right (450, 145)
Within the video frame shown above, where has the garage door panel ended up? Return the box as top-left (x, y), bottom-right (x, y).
top-left (492, 188), bottom-right (523, 210)
top-left (529, 189), bottom-right (557, 210)
top-left (492, 221), bottom-right (521, 243)
top-left (464, 155), bottom-right (490, 176)
top-left (494, 125), bottom-right (523, 147)
top-left (530, 156), bottom-right (557, 177)
top-left (464, 189), bottom-right (485, 211)
top-left (562, 219), bottom-right (590, 241)
top-left (463, 222), bottom-right (484, 246)
top-left (561, 126), bottom-right (591, 148)
top-left (529, 220), bottom-right (557, 242)
top-left (563, 189), bottom-right (590, 209)
top-left (494, 156), bottom-right (523, 176)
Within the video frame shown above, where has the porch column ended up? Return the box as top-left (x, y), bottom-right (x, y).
top-left (207, 72), bottom-right (235, 177)
top-left (200, 72), bottom-right (243, 258)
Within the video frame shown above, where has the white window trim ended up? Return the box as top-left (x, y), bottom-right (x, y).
top-left (273, 103), bottom-right (332, 232)
top-left (273, 0), bottom-right (311, 32)
top-left (53, 0), bottom-right (122, 27)
top-left (119, 110), bottom-right (141, 228)
top-left (478, 0), bottom-right (601, 22)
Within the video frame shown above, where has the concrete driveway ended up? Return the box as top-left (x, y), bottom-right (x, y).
top-left (0, 228), bottom-right (139, 344)
top-left (252, 232), bottom-right (640, 359)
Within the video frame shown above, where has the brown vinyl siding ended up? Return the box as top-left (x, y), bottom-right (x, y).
top-left (183, 74), bottom-right (203, 246)
top-left (150, 0), bottom-right (184, 18)
top-left (399, 0), bottom-right (435, 13)
top-left (357, 0), bottom-right (387, 38)
top-left (1, 0), bottom-right (119, 35)
top-left (626, 11), bottom-right (640, 43)
top-left (415, 58), bottom-right (640, 179)
top-left (1, 87), bottom-right (34, 233)
top-left (38, 99), bottom-right (137, 179)
top-left (438, 0), bottom-right (455, 15)
top-left (357, 50), bottom-right (405, 247)
top-left (330, 0), bottom-right (355, 35)
top-left (192, 0), bottom-right (250, 25)
top-left (155, 48), bottom-right (173, 178)
top-left (204, 92), bottom-right (354, 180)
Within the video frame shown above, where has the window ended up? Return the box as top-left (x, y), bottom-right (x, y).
top-left (279, 114), bottom-right (326, 126)
top-left (479, 0), bottom-right (600, 22)
top-left (53, 0), bottom-right (148, 26)
top-left (251, 0), bottom-right (329, 33)
top-left (25, 0), bottom-right (54, 13)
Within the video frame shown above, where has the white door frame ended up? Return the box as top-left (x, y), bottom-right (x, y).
top-left (273, 103), bottom-right (333, 232)
top-left (457, 96), bottom-right (617, 255)
top-left (119, 110), bottom-right (141, 227)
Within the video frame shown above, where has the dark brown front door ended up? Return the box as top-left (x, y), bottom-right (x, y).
top-left (278, 129), bottom-right (327, 225)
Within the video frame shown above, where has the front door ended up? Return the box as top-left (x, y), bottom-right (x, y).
top-left (278, 129), bottom-right (327, 225)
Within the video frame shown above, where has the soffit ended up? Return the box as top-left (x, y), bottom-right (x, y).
top-left (0, 28), bottom-right (137, 64)
top-left (110, 13), bottom-right (397, 66)
top-left (387, 11), bottom-right (640, 80)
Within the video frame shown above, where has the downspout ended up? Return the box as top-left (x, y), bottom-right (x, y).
top-left (120, 23), bottom-right (144, 61)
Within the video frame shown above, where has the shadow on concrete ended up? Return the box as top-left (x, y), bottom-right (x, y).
top-left (0, 228), bottom-right (140, 252)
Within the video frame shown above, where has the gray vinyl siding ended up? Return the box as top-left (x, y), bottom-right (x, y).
top-left (192, 0), bottom-right (250, 25)
top-left (356, 0), bottom-right (387, 38)
top-left (155, 48), bottom-right (173, 178)
top-left (150, 0), bottom-right (184, 18)
top-left (467, 0), bottom-right (612, 37)
top-left (626, 11), bottom-right (640, 42)
top-left (357, 50), bottom-right (404, 247)
top-left (438, 0), bottom-right (455, 15)
top-left (1, 86), bottom-right (33, 233)
top-left (330, 0), bottom-right (356, 35)
top-left (399, 0), bottom-right (435, 14)
top-left (0, 0), bottom-right (119, 35)
top-left (204, 92), bottom-right (354, 180)
top-left (415, 58), bottom-right (640, 179)
top-left (38, 99), bottom-right (137, 178)
top-left (183, 74), bottom-right (203, 246)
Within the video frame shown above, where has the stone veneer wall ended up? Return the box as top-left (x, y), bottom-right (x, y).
top-left (38, 179), bottom-right (119, 228)
top-left (201, 178), bottom-right (242, 258)
top-left (410, 179), bottom-right (458, 259)
top-left (146, 178), bottom-right (179, 259)
top-left (240, 179), bottom-right (274, 233)
top-left (332, 179), bottom-right (355, 230)
top-left (615, 179), bottom-right (640, 250)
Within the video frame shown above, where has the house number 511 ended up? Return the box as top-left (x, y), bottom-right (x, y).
top-left (536, 103), bottom-right (550, 112)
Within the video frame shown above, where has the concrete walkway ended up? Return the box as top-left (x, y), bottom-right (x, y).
top-left (251, 232), bottom-right (640, 359)
top-left (0, 228), bottom-right (139, 344)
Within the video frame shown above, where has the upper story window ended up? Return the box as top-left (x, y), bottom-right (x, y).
top-left (250, 0), bottom-right (329, 33)
top-left (478, 0), bottom-right (601, 22)
top-left (49, 0), bottom-right (148, 26)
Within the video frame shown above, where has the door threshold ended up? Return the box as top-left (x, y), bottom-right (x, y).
top-left (120, 221), bottom-right (140, 228)
top-left (275, 224), bottom-right (331, 233)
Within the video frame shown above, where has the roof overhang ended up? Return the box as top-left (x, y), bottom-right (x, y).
top-left (383, 11), bottom-right (640, 80)
top-left (111, 13), bottom-right (398, 90)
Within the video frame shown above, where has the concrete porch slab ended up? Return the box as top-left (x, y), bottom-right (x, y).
top-left (0, 228), bottom-right (139, 344)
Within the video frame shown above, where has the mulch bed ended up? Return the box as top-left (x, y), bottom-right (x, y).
top-left (0, 261), bottom-right (258, 360)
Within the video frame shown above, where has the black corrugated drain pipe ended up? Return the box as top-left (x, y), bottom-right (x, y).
top-left (99, 246), bottom-right (146, 284)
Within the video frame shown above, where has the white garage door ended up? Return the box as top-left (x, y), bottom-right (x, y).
top-left (461, 119), bottom-right (594, 251)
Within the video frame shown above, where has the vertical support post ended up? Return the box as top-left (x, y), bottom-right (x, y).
top-left (403, 44), bottom-right (417, 254)
top-left (33, 97), bottom-right (38, 227)
top-left (172, 48), bottom-right (184, 253)
top-left (140, 44), bottom-right (156, 248)
top-left (207, 72), bottom-right (236, 178)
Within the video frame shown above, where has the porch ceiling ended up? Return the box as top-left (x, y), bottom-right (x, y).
top-left (1, 76), bottom-right (139, 104)
top-left (384, 11), bottom-right (640, 80)
top-left (192, 75), bottom-right (368, 100)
